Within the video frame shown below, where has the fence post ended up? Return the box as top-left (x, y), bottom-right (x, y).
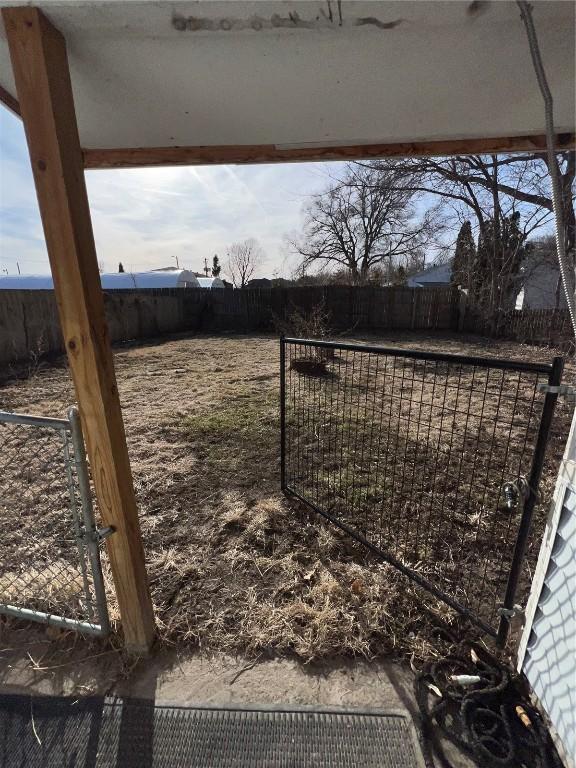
top-left (411, 289), bottom-right (418, 329)
top-left (280, 337), bottom-right (286, 491)
top-left (68, 407), bottom-right (110, 636)
top-left (496, 355), bottom-right (565, 646)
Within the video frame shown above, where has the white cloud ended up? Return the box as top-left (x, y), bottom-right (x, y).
top-left (1, 107), bottom-right (343, 278)
top-left (84, 162), bottom-right (335, 277)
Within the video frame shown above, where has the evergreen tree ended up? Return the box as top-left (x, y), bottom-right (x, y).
top-left (473, 211), bottom-right (526, 319)
top-left (212, 255), bottom-right (221, 277)
top-left (452, 221), bottom-right (475, 289)
top-left (118, 262), bottom-right (125, 273)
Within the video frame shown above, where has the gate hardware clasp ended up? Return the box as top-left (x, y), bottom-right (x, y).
top-left (502, 477), bottom-right (529, 509)
top-left (96, 526), bottom-right (115, 542)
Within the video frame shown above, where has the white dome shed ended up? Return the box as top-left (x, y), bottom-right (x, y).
top-left (0, 274), bottom-right (55, 289)
top-left (197, 277), bottom-right (225, 289)
top-left (0, 269), bottom-right (200, 290)
top-left (101, 269), bottom-right (200, 289)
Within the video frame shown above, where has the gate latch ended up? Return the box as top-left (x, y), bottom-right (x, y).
top-left (502, 477), bottom-right (529, 509)
top-left (537, 383), bottom-right (576, 401)
top-left (96, 526), bottom-right (115, 542)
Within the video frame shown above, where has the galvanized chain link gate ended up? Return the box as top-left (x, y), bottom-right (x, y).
top-left (280, 338), bottom-right (563, 646)
top-left (0, 407), bottom-right (110, 636)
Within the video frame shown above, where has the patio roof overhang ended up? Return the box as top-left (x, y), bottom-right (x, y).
top-left (0, 1), bottom-right (574, 168)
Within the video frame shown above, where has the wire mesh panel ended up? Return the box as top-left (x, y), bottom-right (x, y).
top-left (280, 338), bottom-right (563, 642)
top-left (0, 409), bottom-right (109, 635)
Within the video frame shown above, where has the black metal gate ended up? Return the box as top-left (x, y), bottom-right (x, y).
top-left (280, 337), bottom-right (563, 645)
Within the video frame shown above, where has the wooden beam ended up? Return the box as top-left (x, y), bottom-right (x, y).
top-left (2, 6), bottom-right (155, 652)
top-left (83, 133), bottom-right (575, 170)
top-left (0, 83), bottom-right (20, 116)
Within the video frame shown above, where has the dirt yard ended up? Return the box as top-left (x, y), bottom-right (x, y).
top-left (0, 332), bottom-right (572, 664)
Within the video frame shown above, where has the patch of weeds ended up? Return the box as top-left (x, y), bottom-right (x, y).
top-left (176, 389), bottom-right (280, 489)
top-left (181, 390), bottom-right (278, 443)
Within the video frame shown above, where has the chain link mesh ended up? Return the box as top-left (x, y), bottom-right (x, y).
top-left (0, 412), bottom-right (108, 634)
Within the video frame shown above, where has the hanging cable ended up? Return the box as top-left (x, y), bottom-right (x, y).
top-left (517, 0), bottom-right (576, 340)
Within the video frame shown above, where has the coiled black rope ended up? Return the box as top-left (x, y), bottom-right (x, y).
top-left (414, 642), bottom-right (563, 768)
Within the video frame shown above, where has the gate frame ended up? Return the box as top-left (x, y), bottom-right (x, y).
top-left (0, 407), bottom-right (110, 637)
top-left (280, 337), bottom-right (564, 646)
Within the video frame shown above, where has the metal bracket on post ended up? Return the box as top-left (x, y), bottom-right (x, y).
top-left (497, 604), bottom-right (524, 620)
top-left (536, 383), bottom-right (576, 401)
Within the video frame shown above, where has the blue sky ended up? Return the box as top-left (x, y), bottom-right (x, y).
top-left (0, 106), bottom-right (340, 279)
top-left (3, 103), bottom-right (551, 280)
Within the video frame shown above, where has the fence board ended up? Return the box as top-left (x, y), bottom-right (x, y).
top-left (463, 305), bottom-right (572, 350)
top-left (0, 285), bottom-right (457, 366)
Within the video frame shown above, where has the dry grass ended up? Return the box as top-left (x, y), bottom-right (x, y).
top-left (282, 344), bottom-right (559, 635)
top-left (145, 489), bottom-right (467, 661)
top-left (0, 332), bottom-right (572, 663)
top-left (0, 563), bottom-right (84, 604)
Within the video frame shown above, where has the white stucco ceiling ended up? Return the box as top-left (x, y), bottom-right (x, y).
top-left (0, 1), bottom-right (574, 151)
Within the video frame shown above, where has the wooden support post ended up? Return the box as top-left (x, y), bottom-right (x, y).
top-left (3, 6), bottom-right (155, 652)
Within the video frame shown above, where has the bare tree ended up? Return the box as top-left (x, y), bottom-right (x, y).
top-left (366, 154), bottom-right (572, 330)
top-left (375, 153), bottom-right (574, 286)
top-left (429, 153), bottom-right (574, 267)
top-left (226, 238), bottom-right (264, 288)
top-left (291, 164), bottom-right (438, 284)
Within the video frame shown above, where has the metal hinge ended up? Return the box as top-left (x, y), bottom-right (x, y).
top-left (537, 383), bottom-right (576, 400)
top-left (497, 604), bottom-right (524, 620)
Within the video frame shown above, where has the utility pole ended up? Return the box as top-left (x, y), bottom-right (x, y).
top-left (204, 257), bottom-right (210, 277)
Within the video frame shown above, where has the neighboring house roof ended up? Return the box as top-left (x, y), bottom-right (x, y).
top-left (0, 270), bottom-right (200, 289)
top-left (407, 263), bottom-right (452, 288)
top-left (246, 278), bottom-right (272, 287)
top-left (197, 277), bottom-right (225, 289)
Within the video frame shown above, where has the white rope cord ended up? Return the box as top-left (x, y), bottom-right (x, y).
top-left (517, 0), bottom-right (576, 340)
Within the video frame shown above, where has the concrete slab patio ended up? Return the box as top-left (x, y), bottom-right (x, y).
top-left (0, 629), bottom-right (473, 767)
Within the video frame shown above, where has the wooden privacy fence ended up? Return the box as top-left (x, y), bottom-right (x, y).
top-left (0, 286), bottom-right (458, 366)
top-left (194, 285), bottom-right (459, 333)
top-left (506, 309), bottom-right (573, 348)
top-left (4, 285), bottom-right (570, 366)
top-left (463, 306), bottom-right (573, 350)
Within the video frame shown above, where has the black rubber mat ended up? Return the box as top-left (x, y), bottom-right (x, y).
top-left (0, 693), bottom-right (425, 767)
